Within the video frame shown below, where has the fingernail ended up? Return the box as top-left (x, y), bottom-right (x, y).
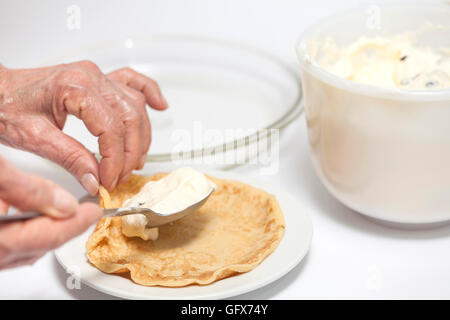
top-left (139, 154), bottom-right (147, 169)
top-left (52, 188), bottom-right (78, 217)
top-left (162, 94), bottom-right (168, 108)
top-left (120, 172), bottom-right (131, 183)
top-left (111, 176), bottom-right (119, 190)
top-left (81, 173), bottom-right (99, 196)
top-left (157, 92), bottom-right (168, 109)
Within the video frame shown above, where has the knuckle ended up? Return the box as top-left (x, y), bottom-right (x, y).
top-left (118, 66), bottom-right (135, 76)
top-left (124, 108), bottom-right (141, 123)
top-left (102, 114), bottom-right (125, 139)
top-left (144, 77), bottom-right (158, 88)
top-left (143, 79), bottom-right (160, 95)
top-left (70, 69), bottom-right (91, 85)
top-left (135, 93), bottom-right (146, 107)
top-left (56, 83), bottom-right (91, 117)
top-left (101, 85), bottom-right (124, 106)
top-left (121, 88), bottom-right (146, 108)
top-left (59, 148), bottom-right (87, 175)
top-left (56, 69), bottom-right (91, 87)
top-left (102, 113), bottom-right (115, 128)
top-left (76, 60), bottom-right (101, 72)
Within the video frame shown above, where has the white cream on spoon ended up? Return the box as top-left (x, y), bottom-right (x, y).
top-left (121, 167), bottom-right (215, 240)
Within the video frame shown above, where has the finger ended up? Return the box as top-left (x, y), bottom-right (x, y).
top-left (139, 117), bottom-right (151, 169)
top-left (58, 83), bottom-right (125, 190)
top-left (0, 199), bottom-right (9, 214)
top-left (107, 67), bottom-right (168, 110)
top-left (0, 254), bottom-right (43, 271)
top-left (139, 118), bottom-right (151, 169)
top-left (101, 82), bottom-right (147, 180)
top-left (24, 203), bottom-right (103, 250)
top-left (0, 157), bottom-right (78, 218)
top-left (112, 81), bottom-right (151, 170)
top-left (29, 120), bottom-right (100, 196)
top-left (1, 203), bottom-right (103, 255)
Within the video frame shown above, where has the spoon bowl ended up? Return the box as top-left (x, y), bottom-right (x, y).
top-left (102, 189), bottom-right (214, 228)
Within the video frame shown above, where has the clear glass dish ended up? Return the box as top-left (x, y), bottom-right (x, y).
top-left (43, 35), bottom-right (303, 169)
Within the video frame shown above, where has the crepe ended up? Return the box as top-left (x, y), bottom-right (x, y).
top-left (86, 173), bottom-right (285, 287)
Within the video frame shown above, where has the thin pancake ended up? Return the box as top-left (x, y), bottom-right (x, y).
top-left (86, 173), bottom-right (285, 287)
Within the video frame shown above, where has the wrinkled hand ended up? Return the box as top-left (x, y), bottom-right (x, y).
top-left (0, 156), bottom-right (103, 270)
top-left (0, 61), bottom-right (168, 194)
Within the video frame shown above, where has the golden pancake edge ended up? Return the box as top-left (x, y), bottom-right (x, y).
top-left (86, 173), bottom-right (285, 287)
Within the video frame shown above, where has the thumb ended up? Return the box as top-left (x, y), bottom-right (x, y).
top-left (34, 126), bottom-right (100, 196)
top-left (0, 157), bottom-right (78, 218)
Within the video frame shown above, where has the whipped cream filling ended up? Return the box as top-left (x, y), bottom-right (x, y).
top-left (313, 30), bottom-right (450, 89)
top-left (121, 167), bottom-right (215, 240)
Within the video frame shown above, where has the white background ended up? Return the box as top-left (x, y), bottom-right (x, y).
top-left (1, 0), bottom-right (450, 299)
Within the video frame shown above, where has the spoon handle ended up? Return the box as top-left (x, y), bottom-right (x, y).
top-left (0, 212), bottom-right (42, 222)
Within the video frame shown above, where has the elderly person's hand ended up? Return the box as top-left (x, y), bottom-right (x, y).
top-left (0, 61), bottom-right (167, 269)
top-left (0, 156), bottom-right (103, 270)
top-left (0, 61), bottom-right (168, 194)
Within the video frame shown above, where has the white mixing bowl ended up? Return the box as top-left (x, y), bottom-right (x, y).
top-left (296, 4), bottom-right (450, 224)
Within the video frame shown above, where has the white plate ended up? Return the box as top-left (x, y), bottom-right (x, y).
top-left (54, 169), bottom-right (313, 300)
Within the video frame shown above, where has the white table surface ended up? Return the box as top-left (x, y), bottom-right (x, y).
top-left (1, 0), bottom-right (450, 300)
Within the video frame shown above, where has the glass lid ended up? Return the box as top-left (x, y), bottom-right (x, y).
top-left (42, 35), bottom-right (303, 168)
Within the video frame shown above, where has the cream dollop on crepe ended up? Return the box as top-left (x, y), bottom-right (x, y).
top-left (120, 214), bottom-right (159, 241)
top-left (121, 167), bottom-right (215, 240)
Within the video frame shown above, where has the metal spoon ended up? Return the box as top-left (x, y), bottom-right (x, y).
top-left (0, 189), bottom-right (214, 228)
